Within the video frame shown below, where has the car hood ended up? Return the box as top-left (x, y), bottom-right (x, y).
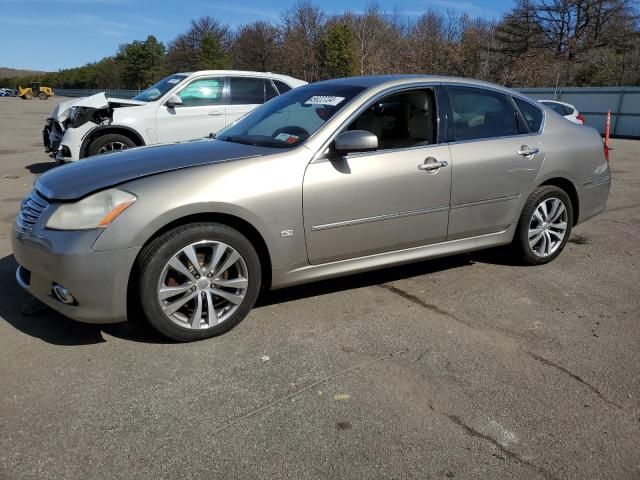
top-left (49, 93), bottom-right (147, 122)
top-left (36, 139), bottom-right (276, 201)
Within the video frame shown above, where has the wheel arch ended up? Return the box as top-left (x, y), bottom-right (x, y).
top-left (537, 177), bottom-right (580, 225)
top-left (128, 212), bottom-right (273, 308)
top-left (80, 126), bottom-right (145, 159)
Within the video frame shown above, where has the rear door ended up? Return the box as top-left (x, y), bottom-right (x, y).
top-left (155, 76), bottom-right (225, 143)
top-left (446, 86), bottom-right (545, 240)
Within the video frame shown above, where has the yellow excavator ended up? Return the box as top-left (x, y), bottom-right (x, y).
top-left (18, 82), bottom-right (54, 100)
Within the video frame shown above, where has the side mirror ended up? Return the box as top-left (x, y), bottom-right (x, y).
top-left (165, 94), bottom-right (183, 108)
top-left (334, 130), bottom-right (378, 154)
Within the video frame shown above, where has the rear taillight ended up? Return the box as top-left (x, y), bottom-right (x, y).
top-left (604, 139), bottom-right (610, 162)
top-left (576, 113), bottom-right (585, 124)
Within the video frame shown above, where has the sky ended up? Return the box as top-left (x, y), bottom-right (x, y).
top-left (0, 0), bottom-right (514, 72)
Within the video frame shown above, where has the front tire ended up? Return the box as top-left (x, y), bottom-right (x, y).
top-left (87, 133), bottom-right (136, 157)
top-left (513, 185), bottom-right (573, 265)
top-left (136, 223), bottom-right (262, 342)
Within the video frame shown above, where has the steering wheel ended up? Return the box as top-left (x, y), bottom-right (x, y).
top-left (272, 126), bottom-right (310, 143)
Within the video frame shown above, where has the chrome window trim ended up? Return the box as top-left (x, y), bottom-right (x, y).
top-left (311, 205), bottom-right (449, 232)
top-left (311, 82), bottom-right (442, 163)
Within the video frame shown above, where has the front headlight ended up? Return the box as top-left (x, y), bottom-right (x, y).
top-left (46, 188), bottom-right (136, 230)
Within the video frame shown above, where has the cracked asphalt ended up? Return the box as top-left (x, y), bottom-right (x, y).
top-left (1, 97), bottom-right (639, 479)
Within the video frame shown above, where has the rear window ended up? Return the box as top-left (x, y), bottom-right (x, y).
top-left (514, 98), bottom-right (543, 132)
top-left (273, 80), bottom-right (292, 94)
top-left (544, 102), bottom-right (571, 116)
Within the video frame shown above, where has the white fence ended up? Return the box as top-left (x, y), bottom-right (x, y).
top-left (517, 86), bottom-right (640, 138)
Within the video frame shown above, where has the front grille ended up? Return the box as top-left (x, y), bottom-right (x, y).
top-left (15, 190), bottom-right (49, 234)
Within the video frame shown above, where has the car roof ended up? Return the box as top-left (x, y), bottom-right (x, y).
top-left (176, 70), bottom-right (306, 85)
top-left (313, 75), bottom-right (535, 101)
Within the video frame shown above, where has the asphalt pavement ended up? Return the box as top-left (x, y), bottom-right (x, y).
top-left (0, 96), bottom-right (638, 479)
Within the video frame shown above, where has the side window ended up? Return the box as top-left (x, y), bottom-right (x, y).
top-left (514, 97), bottom-right (543, 132)
top-left (346, 89), bottom-right (437, 150)
top-left (273, 80), bottom-right (292, 94)
top-left (177, 78), bottom-right (223, 107)
top-left (265, 80), bottom-right (279, 101)
top-left (448, 86), bottom-right (519, 141)
top-left (229, 77), bottom-right (265, 105)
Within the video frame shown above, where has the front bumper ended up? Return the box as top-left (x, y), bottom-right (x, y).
top-left (12, 227), bottom-right (140, 324)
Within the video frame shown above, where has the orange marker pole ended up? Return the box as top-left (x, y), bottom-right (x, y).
top-left (604, 110), bottom-right (611, 161)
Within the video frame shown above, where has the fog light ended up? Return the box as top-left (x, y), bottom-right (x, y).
top-left (52, 284), bottom-right (76, 305)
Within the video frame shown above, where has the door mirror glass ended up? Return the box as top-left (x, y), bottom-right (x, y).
top-left (334, 130), bottom-right (378, 154)
top-left (165, 93), bottom-right (183, 108)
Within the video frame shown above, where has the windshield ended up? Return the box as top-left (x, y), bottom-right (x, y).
top-left (133, 74), bottom-right (187, 102)
top-left (217, 84), bottom-right (366, 148)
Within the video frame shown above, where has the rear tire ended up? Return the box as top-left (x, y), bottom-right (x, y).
top-left (38, 92), bottom-right (48, 100)
top-left (136, 223), bottom-right (262, 342)
top-left (513, 185), bottom-right (573, 265)
top-left (87, 133), bottom-right (136, 157)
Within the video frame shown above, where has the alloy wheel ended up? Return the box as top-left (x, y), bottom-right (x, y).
top-left (157, 240), bottom-right (249, 329)
top-left (528, 197), bottom-right (568, 257)
top-left (97, 141), bottom-right (129, 154)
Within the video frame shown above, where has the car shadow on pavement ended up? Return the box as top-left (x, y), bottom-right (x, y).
top-left (25, 162), bottom-right (57, 175)
top-left (0, 247), bottom-right (520, 346)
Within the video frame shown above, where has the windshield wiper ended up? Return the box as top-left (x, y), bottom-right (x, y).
top-left (221, 136), bottom-right (258, 146)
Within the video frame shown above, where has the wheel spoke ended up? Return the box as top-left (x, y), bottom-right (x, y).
top-left (168, 256), bottom-right (197, 282)
top-left (182, 245), bottom-right (202, 275)
top-left (189, 293), bottom-right (203, 328)
top-left (547, 199), bottom-right (560, 222)
top-left (529, 232), bottom-right (543, 248)
top-left (205, 291), bottom-right (217, 326)
top-left (212, 277), bottom-right (248, 289)
top-left (211, 287), bottom-right (243, 305)
top-left (213, 251), bottom-right (240, 278)
top-left (533, 208), bottom-right (544, 224)
top-left (163, 291), bottom-right (197, 316)
top-left (539, 230), bottom-right (548, 254)
top-left (550, 204), bottom-right (566, 223)
top-left (159, 283), bottom-right (194, 300)
top-left (540, 201), bottom-right (548, 221)
top-left (543, 231), bottom-right (552, 254)
top-left (548, 229), bottom-right (564, 240)
top-left (205, 243), bottom-right (227, 275)
top-left (528, 227), bottom-right (542, 239)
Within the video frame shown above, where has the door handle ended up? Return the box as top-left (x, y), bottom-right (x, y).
top-left (208, 110), bottom-right (223, 116)
top-left (517, 145), bottom-right (540, 157)
top-left (418, 158), bottom-right (449, 171)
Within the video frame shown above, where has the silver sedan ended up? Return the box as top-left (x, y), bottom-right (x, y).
top-left (13, 75), bottom-right (611, 341)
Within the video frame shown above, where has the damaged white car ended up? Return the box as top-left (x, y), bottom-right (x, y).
top-left (43, 71), bottom-right (306, 162)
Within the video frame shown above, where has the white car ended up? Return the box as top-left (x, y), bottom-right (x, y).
top-left (539, 100), bottom-right (585, 125)
top-left (43, 71), bottom-right (306, 162)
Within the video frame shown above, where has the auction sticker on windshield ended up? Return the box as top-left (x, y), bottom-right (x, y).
top-left (274, 133), bottom-right (299, 144)
top-left (304, 96), bottom-right (345, 106)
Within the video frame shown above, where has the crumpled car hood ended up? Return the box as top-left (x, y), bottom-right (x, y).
top-left (48, 93), bottom-right (146, 122)
top-left (36, 139), bottom-right (276, 201)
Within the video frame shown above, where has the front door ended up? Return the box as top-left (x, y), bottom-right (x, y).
top-left (155, 77), bottom-right (225, 143)
top-left (303, 88), bottom-right (452, 264)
